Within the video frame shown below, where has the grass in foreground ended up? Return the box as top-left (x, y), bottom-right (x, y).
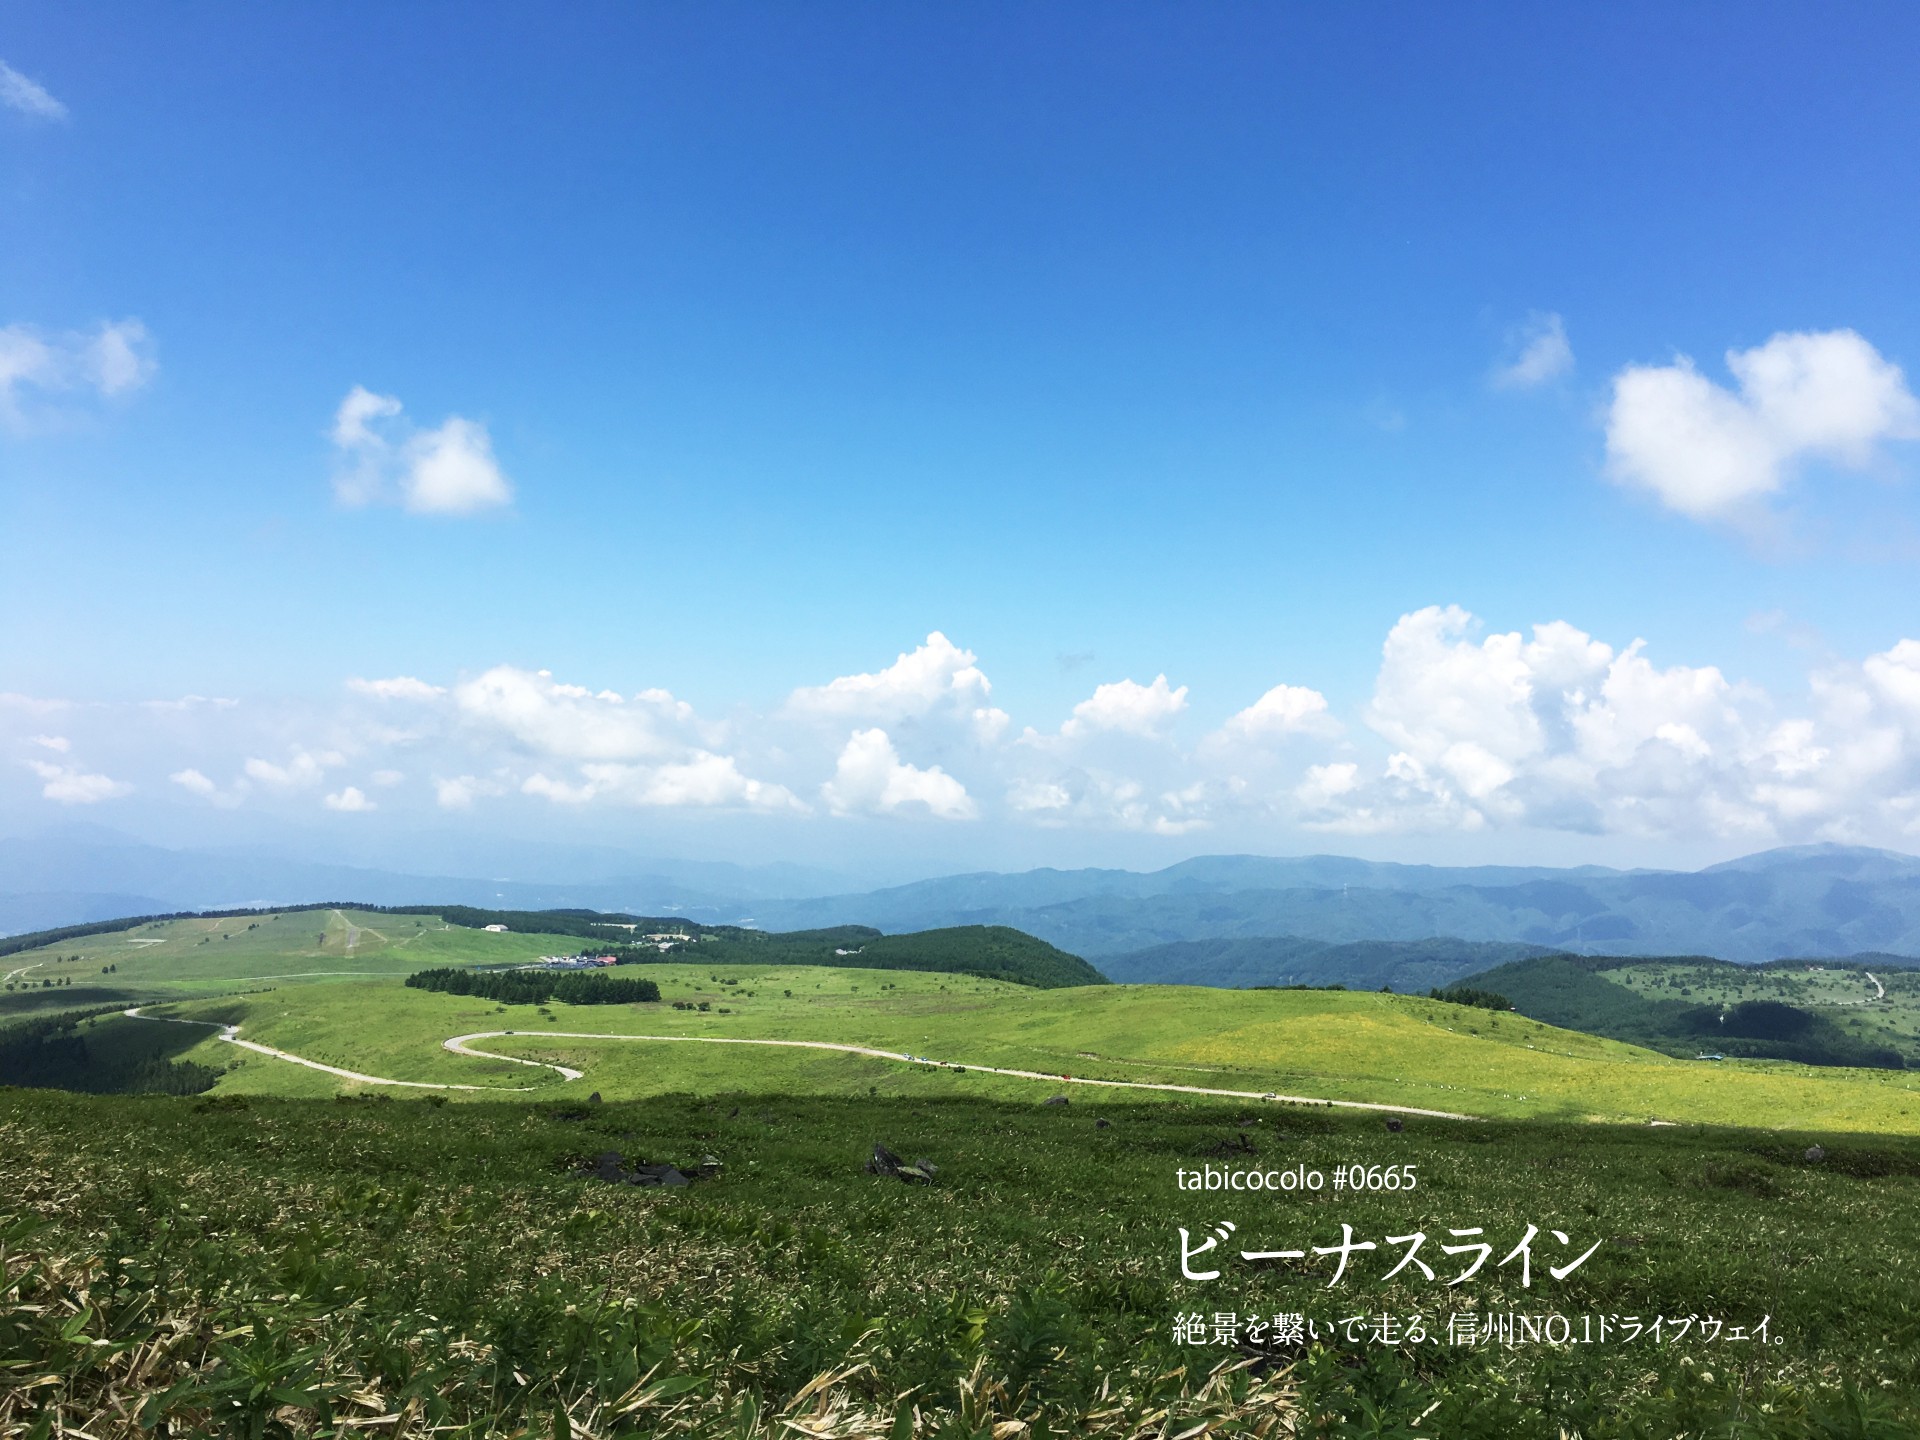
top-left (3, 1088), bottom-right (1918, 1438)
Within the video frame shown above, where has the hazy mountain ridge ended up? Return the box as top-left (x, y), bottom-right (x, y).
top-left (6, 833), bottom-right (1918, 965)
top-left (742, 845), bottom-right (1920, 962)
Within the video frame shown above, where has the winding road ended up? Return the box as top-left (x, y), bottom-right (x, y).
top-left (122, 1008), bottom-right (539, 1092)
top-left (117, 1006), bottom-right (1472, 1117)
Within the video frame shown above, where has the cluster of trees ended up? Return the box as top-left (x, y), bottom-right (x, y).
top-left (1428, 985), bottom-right (1515, 1012)
top-left (0, 1008), bottom-right (220, 1095)
top-left (404, 968), bottom-right (660, 1006)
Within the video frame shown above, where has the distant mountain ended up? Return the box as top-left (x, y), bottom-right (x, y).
top-left (744, 844), bottom-right (1920, 963)
top-left (9, 833), bottom-right (1919, 966)
top-left (1099, 936), bottom-right (1554, 992)
top-left (0, 831), bottom-right (831, 936)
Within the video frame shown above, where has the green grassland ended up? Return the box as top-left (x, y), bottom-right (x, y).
top-left (10, 910), bottom-right (1920, 1434)
top-left (0, 908), bottom-right (572, 1017)
top-left (97, 960), bottom-right (1920, 1134)
top-left (5, 1085), bottom-right (1919, 1438)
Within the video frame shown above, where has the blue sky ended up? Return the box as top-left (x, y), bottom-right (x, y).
top-left (4, 5), bottom-right (1920, 878)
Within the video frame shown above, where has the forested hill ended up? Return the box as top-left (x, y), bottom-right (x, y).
top-left (613, 923), bottom-right (1106, 989)
top-left (1457, 952), bottom-right (1919, 1070)
top-left (0, 906), bottom-right (1106, 991)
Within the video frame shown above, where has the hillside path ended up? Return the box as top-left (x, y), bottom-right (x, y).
top-left (122, 1007), bottom-right (539, 1092)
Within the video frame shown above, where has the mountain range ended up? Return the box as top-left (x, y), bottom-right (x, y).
top-left (4, 829), bottom-right (1918, 972)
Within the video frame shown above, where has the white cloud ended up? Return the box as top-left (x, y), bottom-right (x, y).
top-left (638, 753), bottom-right (804, 811)
top-left (348, 675), bottom-right (446, 701)
top-left (1605, 329), bottom-right (1920, 519)
top-left (1492, 311), bottom-right (1573, 390)
top-left (330, 388), bottom-right (513, 514)
top-left (789, 632), bottom-right (992, 720)
top-left (0, 60), bottom-right (66, 120)
top-left (170, 767), bottom-right (217, 795)
top-left (26, 760), bottom-right (130, 804)
top-left (454, 666), bottom-right (684, 761)
top-left (1277, 603), bottom-right (1920, 843)
top-left (1, 319), bottom-right (156, 430)
top-left (323, 785), bottom-right (375, 812)
top-left (822, 728), bottom-right (976, 819)
top-left (244, 750), bottom-right (333, 790)
top-left (1218, 684), bottom-right (1337, 742)
top-left (405, 417), bottom-right (512, 514)
top-left (371, 768), bottom-right (405, 787)
top-left (1061, 674), bottom-right (1188, 738)
top-left (434, 774), bottom-right (503, 810)
top-left (519, 755), bottom-right (801, 812)
top-left (29, 734), bottom-right (69, 752)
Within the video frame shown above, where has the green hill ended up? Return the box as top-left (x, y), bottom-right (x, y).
top-left (1461, 953), bottom-right (1918, 1069)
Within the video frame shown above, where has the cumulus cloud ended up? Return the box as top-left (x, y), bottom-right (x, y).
top-left (822, 729), bottom-right (976, 819)
top-left (323, 785), bottom-right (375, 812)
top-left (1270, 603), bottom-right (1920, 843)
top-left (0, 60), bottom-right (65, 120)
top-left (0, 319), bottom-right (156, 430)
top-left (520, 755), bottom-right (801, 812)
top-left (453, 666), bottom-right (690, 761)
top-left (1605, 329), bottom-right (1920, 519)
top-left (1492, 311), bottom-right (1573, 390)
top-left (788, 632), bottom-right (992, 721)
top-left (26, 759), bottom-right (130, 804)
top-left (1061, 674), bottom-right (1188, 739)
top-left (330, 387), bottom-right (513, 514)
top-left (1218, 684), bottom-right (1338, 742)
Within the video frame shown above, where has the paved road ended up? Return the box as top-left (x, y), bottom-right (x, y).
top-left (123, 1007), bottom-right (538, 1092)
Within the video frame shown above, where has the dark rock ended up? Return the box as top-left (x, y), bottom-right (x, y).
top-left (1385, 1117), bottom-right (1404, 1133)
top-left (866, 1143), bottom-right (936, 1183)
top-left (629, 1163), bottom-right (690, 1187)
top-left (1204, 1133), bottom-right (1257, 1158)
top-left (1042, 1095), bottom-right (1070, 1106)
top-left (588, 1092), bottom-right (602, 1105)
top-left (1095, 1118), bottom-right (1112, 1129)
top-left (1805, 1145), bottom-right (1827, 1164)
top-left (576, 1149), bottom-right (693, 1187)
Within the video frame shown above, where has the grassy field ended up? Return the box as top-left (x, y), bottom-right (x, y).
top-left (4, 1085), bottom-right (1918, 1438)
top-left (0, 908), bottom-right (575, 1016)
top-left (86, 959), bottom-right (1920, 1133)
top-left (10, 911), bottom-right (1920, 1434)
